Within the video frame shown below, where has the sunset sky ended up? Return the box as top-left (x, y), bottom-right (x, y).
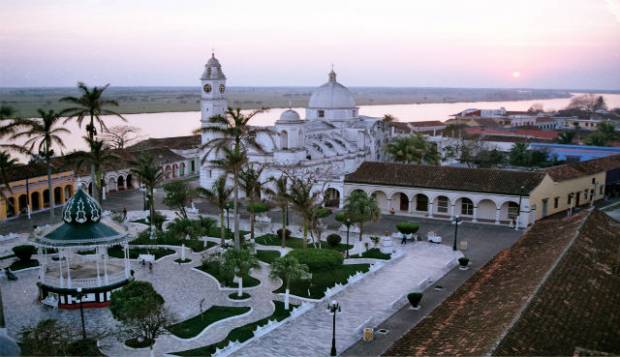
top-left (1, 0), bottom-right (619, 89)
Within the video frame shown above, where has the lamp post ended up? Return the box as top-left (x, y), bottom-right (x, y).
top-left (452, 215), bottom-right (461, 251)
top-left (76, 287), bottom-right (87, 340)
top-left (345, 218), bottom-right (351, 258)
top-left (516, 185), bottom-right (525, 230)
top-left (328, 300), bottom-right (341, 356)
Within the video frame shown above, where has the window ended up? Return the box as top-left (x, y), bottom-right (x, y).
top-left (437, 196), bottom-right (449, 213)
top-left (461, 198), bottom-right (473, 215)
top-left (399, 193), bottom-right (409, 211)
top-left (318, 110), bottom-right (325, 118)
top-left (508, 202), bottom-right (519, 219)
top-left (567, 194), bottom-right (572, 205)
top-left (554, 197), bottom-right (559, 209)
top-left (416, 195), bottom-right (429, 212)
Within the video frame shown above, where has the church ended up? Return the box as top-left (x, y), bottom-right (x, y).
top-left (198, 54), bottom-right (391, 208)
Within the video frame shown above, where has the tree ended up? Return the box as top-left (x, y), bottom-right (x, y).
top-left (0, 151), bottom-right (18, 211)
top-left (309, 206), bottom-right (332, 248)
top-left (239, 164), bottom-right (269, 241)
top-left (269, 255), bottom-right (309, 310)
top-left (386, 133), bottom-right (440, 165)
top-left (196, 175), bottom-right (232, 246)
top-left (527, 103), bottom-right (544, 113)
top-left (343, 190), bottom-right (380, 241)
top-left (265, 175), bottom-right (290, 249)
top-left (162, 181), bottom-right (194, 220)
top-left (335, 211), bottom-right (354, 257)
top-left (566, 94), bottom-right (607, 115)
top-left (13, 109), bottom-right (70, 218)
top-left (382, 114), bottom-right (397, 123)
top-left (556, 131), bottom-right (575, 144)
top-left (221, 248), bottom-right (260, 297)
top-left (130, 153), bottom-right (164, 232)
top-left (200, 107), bottom-right (271, 249)
top-left (288, 175), bottom-right (322, 248)
top-left (110, 281), bottom-right (173, 356)
top-left (472, 149), bottom-right (505, 168)
top-left (584, 121), bottom-right (618, 146)
top-left (74, 138), bottom-right (118, 202)
top-left (19, 319), bottom-right (72, 356)
top-left (60, 82), bottom-right (126, 202)
top-left (509, 142), bottom-right (529, 166)
top-left (101, 125), bottom-right (141, 149)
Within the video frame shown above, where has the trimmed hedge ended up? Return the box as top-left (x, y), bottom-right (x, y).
top-left (287, 249), bottom-right (343, 271)
top-left (276, 228), bottom-right (291, 241)
top-left (407, 292), bottom-right (423, 307)
top-left (396, 222), bottom-right (420, 235)
top-left (13, 245), bottom-right (36, 261)
top-left (326, 234), bottom-right (342, 247)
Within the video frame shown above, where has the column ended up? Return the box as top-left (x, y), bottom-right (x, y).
top-left (495, 207), bottom-right (501, 224)
top-left (124, 244), bottom-right (130, 278)
top-left (450, 202), bottom-right (456, 219)
top-left (59, 187), bottom-right (65, 205)
top-left (39, 248), bottom-right (46, 283)
top-left (472, 205), bottom-right (478, 223)
top-left (66, 249), bottom-right (72, 288)
top-left (58, 251), bottom-right (64, 288)
top-left (103, 251), bottom-right (109, 284)
top-left (95, 246), bottom-right (101, 286)
top-left (38, 191), bottom-right (44, 211)
top-left (428, 201), bottom-right (434, 218)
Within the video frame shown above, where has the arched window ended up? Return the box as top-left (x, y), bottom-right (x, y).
top-left (54, 187), bottom-right (62, 205)
top-left (399, 193), bottom-right (409, 211)
top-left (280, 131), bottom-right (288, 149)
top-left (6, 197), bottom-right (15, 217)
top-left (324, 188), bottom-right (340, 207)
top-left (508, 202), bottom-right (519, 219)
top-left (416, 195), bottom-right (428, 211)
top-left (461, 198), bottom-right (473, 215)
top-left (43, 189), bottom-right (50, 208)
top-left (436, 196), bottom-right (449, 213)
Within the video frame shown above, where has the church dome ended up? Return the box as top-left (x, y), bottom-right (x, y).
top-left (308, 70), bottom-right (356, 109)
top-left (201, 52), bottom-right (226, 80)
top-left (279, 109), bottom-right (301, 122)
top-left (62, 187), bottom-right (102, 225)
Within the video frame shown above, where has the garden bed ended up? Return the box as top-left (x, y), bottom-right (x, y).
top-left (228, 292), bottom-right (251, 300)
top-left (173, 301), bottom-right (294, 356)
top-left (125, 337), bottom-right (153, 349)
top-left (167, 305), bottom-right (251, 339)
top-left (197, 264), bottom-right (260, 288)
top-left (349, 248), bottom-right (391, 260)
top-left (130, 230), bottom-right (216, 252)
top-left (255, 250), bottom-right (280, 264)
top-left (174, 258), bottom-right (192, 264)
top-left (108, 246), bottom-right (175, 260)
top-left (9, 259), bottom-right (39, 271)
top-left (274, 263), bottom-right (370, 299)
top-left (255, 234), bottom-right (352, 252)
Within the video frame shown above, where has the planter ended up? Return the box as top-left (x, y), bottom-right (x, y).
top-left (407, 292), bottom-right (423, 309)
top-left (458, 257), bottom-right (470, 270)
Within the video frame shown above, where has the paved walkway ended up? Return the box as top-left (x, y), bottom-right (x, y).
top-left (231, 243), bottom-right (460, 357)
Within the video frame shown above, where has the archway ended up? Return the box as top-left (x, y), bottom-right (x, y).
top-left (117, 176), bottom-right (125, 191)
top-left (370, 191), bottom-right (388, 211)
top-left (108, 177), bottom-right (117, 192)
top-left (54, 187), bottom-right (62, 205)
top-left (43, 189), bottom-right (50, 208)
top-left (434, 196), bottom-right (450, 215)
top-left (179, 163), bottom-right (186, 177)
top-left (31, 192), bottom-right (40, 211)
top-left (6, 197), bottom-right (15, 217)
top-left (165, 165), bottom-right (172, 179)
top-left (477, 199), bottom-right (497, 221)
top-left (459, 197), bottom-right (474, 216)
top-left (500, 201), bottom-right (519, 221)
top-left (280, 130), bottom-right (289, 149)
top-left (390, 192), bottom-right (409, 212)
top-left (173, 164), bottom-right (179, 178)
top-left (88, 182), bottom-right (93, 195)
top-left (18, 194), bottom-right (28, 214)
top-left (414, 194), bottom-right (429, 212)
top-left (324, 188), bottom-right (340, 207)
top-left (126, 174), bottom-right (133, 189)
top-left (64, 185), bottom-right (73, 201)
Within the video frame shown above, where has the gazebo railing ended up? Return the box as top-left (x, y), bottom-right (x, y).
top-left (43, 271), bottom-right (128, 289)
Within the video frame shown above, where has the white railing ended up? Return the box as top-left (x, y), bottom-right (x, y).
top-left (42, 271), bottom-right (128, 288)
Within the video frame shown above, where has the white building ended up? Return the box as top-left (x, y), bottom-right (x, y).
top-left (199, 54), bottom-right (391, 207)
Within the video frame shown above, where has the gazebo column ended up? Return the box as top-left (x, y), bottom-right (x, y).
top-left (58, 251), bottom-right (64, 288)
top-left (123, 244), bottom-right (130, 278)
top-left (38, 247), bottom-right (46, 283)
top-left (103, 251), bottom-right (109, 284)
top-left (66, 249), bottom-right (72, 288)
top-left (96, 246), bottom-right (102, 286)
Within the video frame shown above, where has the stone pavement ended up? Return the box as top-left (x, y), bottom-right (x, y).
top-left (230, 242), bottom-right (461, 357)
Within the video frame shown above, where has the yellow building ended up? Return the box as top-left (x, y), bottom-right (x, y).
top-left (0, 163), bottom-right (76, 221)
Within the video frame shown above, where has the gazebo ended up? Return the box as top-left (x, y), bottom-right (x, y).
top-left (31, 186), bottom-right (132, 309)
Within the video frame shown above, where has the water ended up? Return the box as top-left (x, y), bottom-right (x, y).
top-left (6, 93), bottom-right (620, 159)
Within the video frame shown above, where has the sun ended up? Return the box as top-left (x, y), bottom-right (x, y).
top-left (512, 71), bottom-right (521, 78)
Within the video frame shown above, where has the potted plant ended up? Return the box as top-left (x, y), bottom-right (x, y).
top-left (407, 292), bottom-right (423, 310)
top-left (458, 257), bottom-right (470, 270)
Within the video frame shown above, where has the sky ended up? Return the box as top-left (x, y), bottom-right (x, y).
top-left (0, 0), bottom-right (619, 89)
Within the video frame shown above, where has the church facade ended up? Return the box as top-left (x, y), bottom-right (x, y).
top-left (199, 54), bottom-right (391, 207)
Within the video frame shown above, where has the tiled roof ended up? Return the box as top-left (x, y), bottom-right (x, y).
top-left (127, 135), bottom-right (200, 151)
top-left (385, 209), bottom-right (620, 356)
top-left (3, 161), bottom-right (73, 182)
top-left (410, 120), bottom-right (446, 128)
top-left (465, 127), bottom-right (559, 140)
top-left (545, 154), bottom-right (620, 181)
top-left (345, 161), bottom-right (545, 195)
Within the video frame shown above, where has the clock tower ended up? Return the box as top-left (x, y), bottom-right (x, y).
top-left (199, 52), bottom-right (228, 189)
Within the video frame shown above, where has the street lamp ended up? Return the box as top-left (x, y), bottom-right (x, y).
top-left (76, 287), bottom-right (87, 339)
top-left (328, 300), bottom-right (341, 356)
top-left (345, 218), bottom-right (351, 258)
top-left (452, 215), bottom-right (461, 251)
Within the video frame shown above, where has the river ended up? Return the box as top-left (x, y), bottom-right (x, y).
top-left (6, 93), bottom-right (620, 159)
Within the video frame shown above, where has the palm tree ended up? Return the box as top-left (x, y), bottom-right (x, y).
top-left (74, 138), bottom-right (119, 203)
top-left (343, 190), bottom-right (381, 242)
top-left (239, 164), bottom-right (269, 241)
top-left (269, 255), bottom-right (309, 310)
top-left (221, 248), bottom-right (260, 297)
top-left (60, 82), bottom-right (126, 202)
top-left (201, 107), bottom-right (270, 249)
top-left (556, 131), bottom-right (575, 145)
top-left (130, 153), bottom-right (164, 233)
top-left (13, 109), bottom-right (70, 218)
top-left (382, 114), bottom-right (397, 123)
top-left (509, 142), bottom-right (529, 166)
top-left (288, 175), bottom-right (321, 248)
top-left (265, 175), bottom-right (289, 248)
top-left (0, 105), bottom-right (29, 154)
top-left (196, 175), bottom-right (232, 246)
top-left (386, 133), bottom-right (440, 165)
top-left (0, 151), bottom-right (18, 212)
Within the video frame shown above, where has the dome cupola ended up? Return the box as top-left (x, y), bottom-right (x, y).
top-left (278, 109), bottom-right (302, 122)
top-left (308, 69), bottom-right (356, 109)
top-left (201, 52), bottom-right (226, 80)
top-left (62, 186), bottom-right (102, 225)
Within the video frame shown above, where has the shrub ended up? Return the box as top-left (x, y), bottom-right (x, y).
top-left (147, 211), bottom-right (166, 231)
top-left (458, 257), bottom-right (470, 267)
top-left (407, 292), bottom-right (423, 308)
top-left (288, 249), bottom-right (343, 271)
top-left (276, 228), bottom-right (291, 241)
top-left (13, 245), bottom-right (36, 261)
top-left (247, 202), bottom-right (269, 214)
top-left (326, 234), bottom-right (342, 247)
top-left (396, 222), bottom-right (420, 235)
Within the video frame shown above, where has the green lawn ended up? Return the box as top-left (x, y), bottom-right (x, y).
top-left (167, 306), bottom-right (251, 339)
top-left (255, 234), bottom-right (352, 252)
top-left (349, 248), bottom-right (391, 260)
top-left (255, 250), bottom-right (280, 264)
top-left (9, 259), bottom-right (39, 271)
top-left (108, 246), bottom-right (175, 260)
top-left (274, 263), bottom-right (369, 299)
top-left (197, 264), bottom-right (260, 288)
top-left (130, 230), bottom-right (216, 252)
top-left (173, 301), bottom-right (294, 356)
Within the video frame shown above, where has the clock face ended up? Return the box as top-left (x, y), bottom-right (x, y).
top-left (203, 84), bottom-right (212, 93)
top-left (219, 84), bottom-right (225, 93)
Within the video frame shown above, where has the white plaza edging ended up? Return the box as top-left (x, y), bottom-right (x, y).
top-left (190, 267), bottom-right (263, 291)
top-left (168, 307), bottom-right (254, 343)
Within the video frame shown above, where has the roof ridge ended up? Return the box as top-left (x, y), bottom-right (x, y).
top-left (490, 209), bottom-right (594, 354)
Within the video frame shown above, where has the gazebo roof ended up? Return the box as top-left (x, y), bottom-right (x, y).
top-left (33, 187), bottom-right (128, 247)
